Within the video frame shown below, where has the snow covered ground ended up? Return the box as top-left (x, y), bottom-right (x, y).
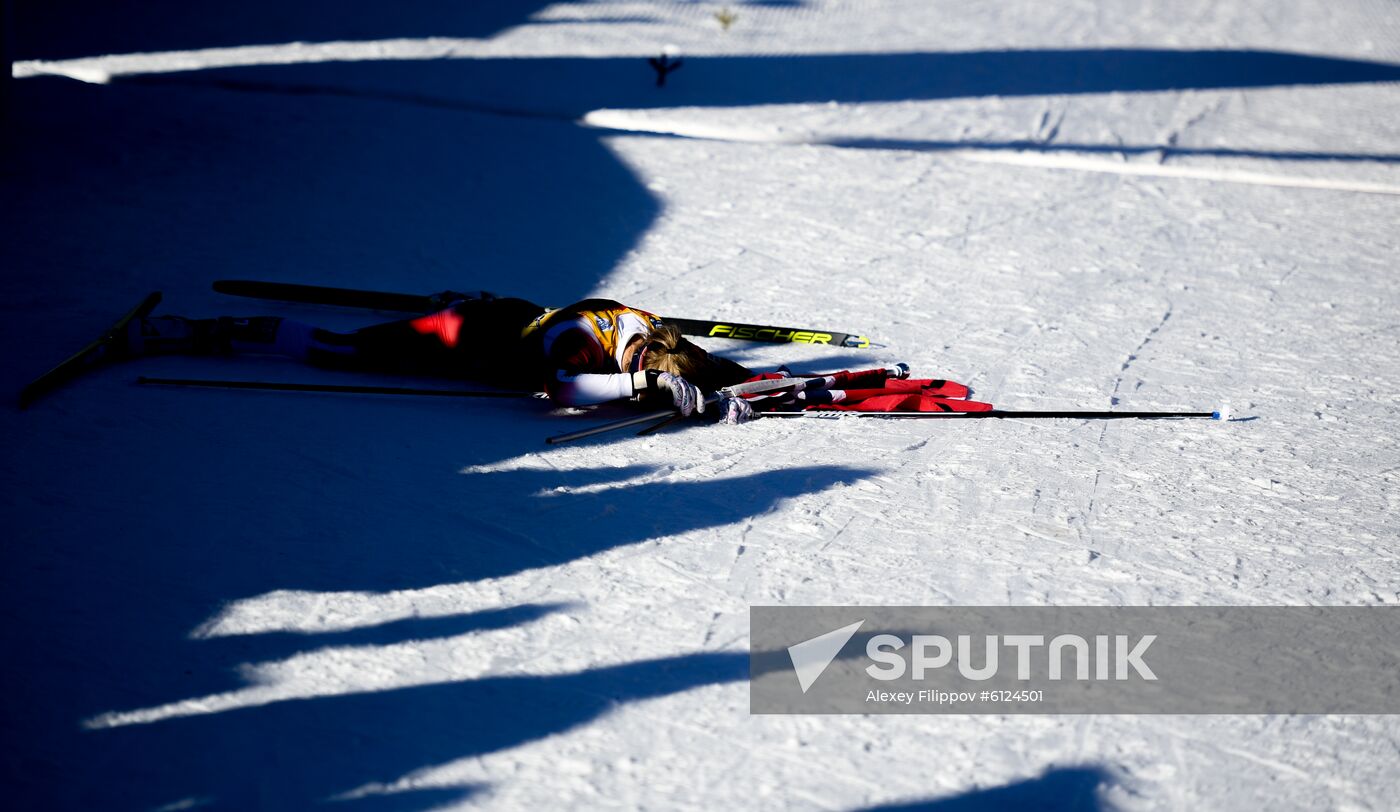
top-left (4, 2), bottom-right (1399, 809)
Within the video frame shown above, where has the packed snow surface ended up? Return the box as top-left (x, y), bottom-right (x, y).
top-left (3, 1), bottom-right (1399, 809)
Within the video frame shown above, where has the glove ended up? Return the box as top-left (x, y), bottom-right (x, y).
top-left (716, 393), bottom-right (756, 425)
top-left (634, 370), bottom-right (704, 416)
top-left (657, 372), bottom-right (704, 416)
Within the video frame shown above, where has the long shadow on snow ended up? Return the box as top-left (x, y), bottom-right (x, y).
top-left (4, 373), bottom-right (873, 669)
top-left (63, 652), bottom-right (750, 811)
top-left (2, 374), bottom-right (872, 807)
top-left (1, 74), bottom-right (651, 309)
top-left (11, 0), bottom-right (808, 61)
top-left (857, 766), bottom-right (1110, 812)
top-left (193, 602), bottom-right (576, 666)
top-left (9, 0), bottom-right (558, 60)
top-left (165, 48), bottom-right (1400, 121)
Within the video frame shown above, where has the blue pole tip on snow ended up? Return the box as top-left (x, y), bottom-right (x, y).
top-left (1213, 401), bottom-right (1232, 421)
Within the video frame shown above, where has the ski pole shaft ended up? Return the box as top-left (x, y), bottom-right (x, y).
top-left (137, 377), bottom-right (540, 398)
top-left (547, 390), bottom-right (745, 444)
top-left (636, 412), bottom-right (688, 437)
top-left (765, 409), bottom-right (1221, 420)
top-left (545, 407), bottom-right (684, 444)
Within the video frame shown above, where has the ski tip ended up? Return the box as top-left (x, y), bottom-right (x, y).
top-left (1213, 401), bottom-right (1232, 421)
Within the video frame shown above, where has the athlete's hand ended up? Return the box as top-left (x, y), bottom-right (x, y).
top-left (636, 371), bottom-right (704, 416)
top-left (716, 394), bottom-right (755, 425)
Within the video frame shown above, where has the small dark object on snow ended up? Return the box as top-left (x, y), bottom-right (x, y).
top-left (649, 54), bottom-right (683, 87)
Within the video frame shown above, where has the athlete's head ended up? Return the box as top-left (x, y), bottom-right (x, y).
top-left (635, 324), bottom-right (753, 391)
top-left (635, 324), bottom-right (706, 377)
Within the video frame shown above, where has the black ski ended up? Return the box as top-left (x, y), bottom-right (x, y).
top-left (212, 280), bottom-right (880, 348)
top-left (19, 292), bottom-right (163, 408)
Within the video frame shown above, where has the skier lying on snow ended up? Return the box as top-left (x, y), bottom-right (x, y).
top-left (124, 293), bottom-right (764, 422)
top-left (120, 292), bottom-right (987, 421)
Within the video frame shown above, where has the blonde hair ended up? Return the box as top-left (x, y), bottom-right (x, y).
top-left (641, 324), bottom-right (754, 391)
top-left (641, 324), bottom-right (711, 379)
